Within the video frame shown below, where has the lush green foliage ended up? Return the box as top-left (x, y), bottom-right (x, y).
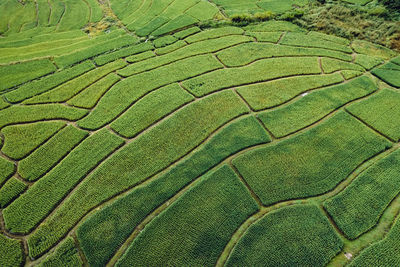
top-left (226, 204), bottom-right (343, 266)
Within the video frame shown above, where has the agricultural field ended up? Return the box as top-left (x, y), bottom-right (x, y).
top-left (0, 0), bottom-right (400, 266)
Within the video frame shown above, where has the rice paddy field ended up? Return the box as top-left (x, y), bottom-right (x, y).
top-left (0, 0), bottom-right (399, 266)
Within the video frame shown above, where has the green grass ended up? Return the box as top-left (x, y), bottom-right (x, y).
top-left (258, 75), bottom-right (377, 137)
top-left (216, 42), bottom-right (352, 67)
top-left (38, 237), bottom-right (83, 267)
top-left (28, 90), bottom-right (249, 258)
top-left (347, 88), bottom-right (400, 141)
top-left (0, 59), bottom-right (56, 92)
top-left (0, 104), bottom-right (88, 129)
top-left (3, 129), bottom-right (124, 235)
top-left (233, 111), bottom-right (392, 206)
top-left (182, 57), bottom-right (321, 96)
top-left (349, 216), bottom-right (400, 266)
top-left (0, 234), bottom-right (23, 267)
top-left (0, 177), bottom-right (27, 208)
top-left (110, 83), bottom-right (195, 138)
top-left (78, 54), bottom-right (223, 130)
top-left (18, 125), bottom-right (88, 182)
top-left (226, 204), bottom-right (343, 267)
top-left (4, 61), bottom-right (95, 103)
top-left (25, 60), bottom-right (127, 104)
top-left (116, 164), bottom-right (259, 266)
top-left (324, 149), bottom-right (400, 240)
top-left (236, 73), bottom-right (344, 110)
top-left (1, 121), bottom-right (65, 160)
top-left (77, 116), bottom-right (269, 267)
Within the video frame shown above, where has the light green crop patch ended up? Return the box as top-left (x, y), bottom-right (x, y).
top-left (116, 165), bottom-right (259, 266)
top-left (67, 73), bottom-right (121, 109)
top-left (371, 59), bottom-right (400, 88)
top-left (185, 26), bottom-right (244, 43)
top-left (321, 58), bottom-right (365, 74)
top-left (1, 121), bottom-right (65, 160)
top-left (119, 35), bottom-right (251, 76)
top-left (94, 42), bottom-right (154, 66)
top-left (0, 104), bottom-right (88, 129)
top-left (0, 177), bottom-right (27, 208)
top-left (3, 129), bottom-right (124, 235)
top-left (237, 72), bottom-right (344, 110)
top-left (77, 116), bottom-right (270, 267)
top-left (226, 205), bottom-right (343, 266)
top-left (18, 125), bottom-right (88, 182)
top-left (79, 54), bottom-right (223, 130)
top-left (347, 88), bottom-right (400, 141)
top-left (325, 149), bottom-right (400, 240)
top-left (216, 42), bottom-right (352, 67)
top-left (111, 83), bottom-right (195, 138)
top-left (0, 234), bottom-right (24, 267)
top-left (28, 90), bottom-right (249, 258)
top-left (233, 111), bottom-right (391, 206)
top-left (25, 59), bottom-right (127, 104)
top-left (37, 237), bottom-right (83, 267)
top-left (4, 60), bottom-right (95, 103)
top-left (183, 57), bottom-right (321, 97)
top-left (0, 59), bottom-right (56, 92)
top-left (352, 40), bottom-right (397, 60)
top-left (258, 75), bottom-right (377, 137)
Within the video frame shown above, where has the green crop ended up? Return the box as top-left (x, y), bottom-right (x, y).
top-left (233, 111), bottom-right (392, 205)
top-left (3, 129), bottom-right (123, 235)
top-left (226, 204), bottom-right (343, 267)
top-left (183, 57), bottom-right (321, 96)
top-left (18, 125), bottom-right (88, 181)
top-left (1, 121), bottom-right (65, 160)
top-left (347, 88), bottom-right (400, 141)
top-left (77, 116), bottom-right (269, 266)
top-left (79, 54), bottom-right (223, 130)
top-left (0, 178), bottom-right (27, 208)
top-left (111, 83), bottom-right (194, 138)
top-left (28, 90), bottom-right (248, 258)
top-left (0, 234), bottom-right (23, 267)
top-left (324, 149), bottom-right (400, 239)
top-left (37, 237), bottom-right (83, 267)
top-left (116, 165), bottom-right (259, 266)
top-left (258, 75), bottom-right (377, 137)
top-left (0, 59), bottom-right (56, 92)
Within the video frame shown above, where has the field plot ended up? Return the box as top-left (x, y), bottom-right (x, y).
top-left (0, 1), bottom-right (400, 266)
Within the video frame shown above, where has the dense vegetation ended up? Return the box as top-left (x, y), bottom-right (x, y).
top-left (0, 0), bottom-right (399, 266)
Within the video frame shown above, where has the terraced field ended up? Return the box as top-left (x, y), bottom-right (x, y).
top-left (1, 0), bottom-right (400, 266)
